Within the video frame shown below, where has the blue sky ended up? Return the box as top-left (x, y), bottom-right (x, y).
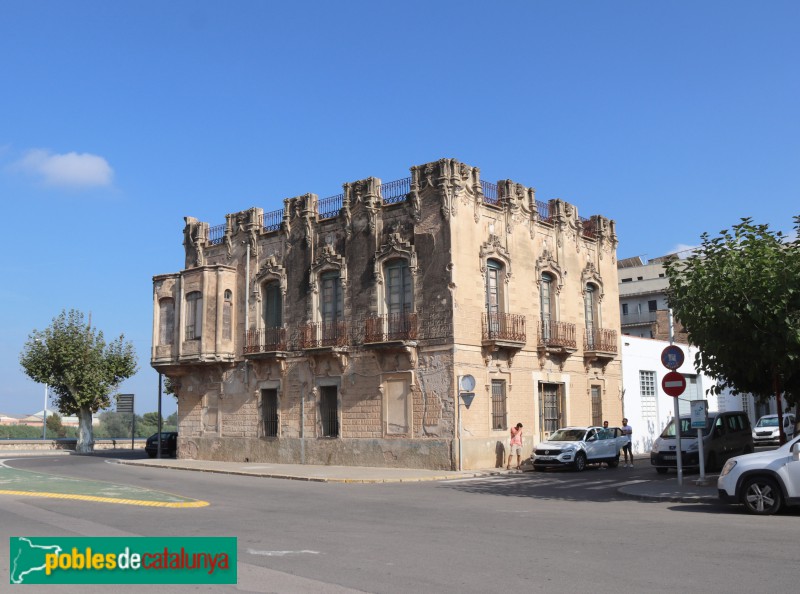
top-left (1, 1), bottom-right (797, 416)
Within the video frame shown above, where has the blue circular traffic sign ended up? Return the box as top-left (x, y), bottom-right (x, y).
top-left (661, 345), bottom-right (685, 370)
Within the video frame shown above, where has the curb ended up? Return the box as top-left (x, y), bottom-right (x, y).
top-left (116, 460), bottom-right (490, 484)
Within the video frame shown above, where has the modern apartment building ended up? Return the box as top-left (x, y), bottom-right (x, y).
top-left (151, 159), bottom-right (622, 469)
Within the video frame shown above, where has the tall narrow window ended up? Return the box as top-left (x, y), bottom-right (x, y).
top-left (539, 383), bottom-right (562, 440)
top-left (320, 272), bottom-right (342, 323)
top-left (540, 273), bottom-right (554, 340)
top-left (319, 386), bottom-right (339, 438)
top-left (319, 272), bottom-right (343, 345)
top-left (385, 260), bottom-right (413, 338)
top-left (486, 260), bottom-right (503, 335)
top-left (491, 379), bottom-right (507, 430)
top-left (185, 291), bottom-right (203, 340)
top-left (263, 282), bottom-right (282, 328)
top-left (262, 389), bottom-right (279, 437)
top-left (158, 298), bottom-right (175, 345)
top-left (386, 260), bottom-right (412, 315)
top-left (585, 284), bottom-right (597, 349)
top-left (485, 260), bottom-right (502, 315)
top-left (222, 290), bottom-right (233, 341)
top-left (640, 370), bottom-right (657, 427)
top-left (591, 385), bottom-right (603, 426)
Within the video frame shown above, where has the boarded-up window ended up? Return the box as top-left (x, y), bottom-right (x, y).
top-left (222, 290), bottom-right (233, 341)
top-left (159, 298), bottom-right (174, 345)
top-left (185, 291), bottom-right (203, 340)
top-left (385, 378), bottom-right (410, 435)
top-left (202, 391), bottom-right (218, 433)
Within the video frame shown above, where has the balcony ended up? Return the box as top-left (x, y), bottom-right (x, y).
top-left (620, 311), bottom-right (657, 327)
top-left (537, 320), bottom-right (577, 354)
top-left (244, 327), bottom-right (287, 356)
top-left (300, 321), bottom-right (348, 349)
top-left (584, 327), bottom-right (618, 360)
top-left (364, 312), bottom-right (418, 344)
top-left (482, 312), bottom-right (526, 349)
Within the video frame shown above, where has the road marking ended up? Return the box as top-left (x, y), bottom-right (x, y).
top-left (247, 549), bottom-right (320, 557)
top-left (0, 489), bottom-right (209, 507)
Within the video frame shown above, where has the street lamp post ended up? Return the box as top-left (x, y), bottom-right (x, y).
top-left (42, 383), bottom-right (48, 440)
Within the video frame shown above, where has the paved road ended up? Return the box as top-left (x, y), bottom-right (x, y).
top-left (1, 454), bottom-right (797, 593)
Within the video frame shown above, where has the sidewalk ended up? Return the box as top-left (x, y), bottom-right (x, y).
top-left (617, 477), bottom-right (718, 503)
top-left (118, 457), bottom-right (496, 484)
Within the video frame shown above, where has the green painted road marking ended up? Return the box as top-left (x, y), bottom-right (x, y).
top-left (0, 464), bottom-right (208, 508)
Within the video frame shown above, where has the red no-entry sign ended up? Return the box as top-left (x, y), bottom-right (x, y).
top-left (662, 371), bottom-right (686, 397)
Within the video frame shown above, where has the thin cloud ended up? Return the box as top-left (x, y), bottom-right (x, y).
top-left (11, 149), bottom-right (114, 188)
top-left (669, 244), bottom-right (698, 258)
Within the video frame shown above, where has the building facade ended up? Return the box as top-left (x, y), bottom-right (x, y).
top-left (151, 159), bottom-right (622, 470)
top-left (618, 255), bottom-right (688, 341)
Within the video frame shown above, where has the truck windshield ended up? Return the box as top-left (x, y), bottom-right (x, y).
top-left (756, 417), bottom-right (778, 427)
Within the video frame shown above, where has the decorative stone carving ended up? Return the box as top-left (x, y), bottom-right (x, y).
top-left (374, 226), bottom-right (418, 284)
top-left (479, 234), bottom-right (512, 282)
top-left (309, 242), bottom-right (347, 294)
top-left (535, 248), bottom-right (564, 294)
top-left (183, 217), bottom-right (207, 267)
top-left (253, 254), bottom-right (288, 300)
top-left (581, 262), bottom-right (604, 302)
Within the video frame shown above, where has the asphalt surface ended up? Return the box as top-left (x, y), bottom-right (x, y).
top-left (2, 449), bottom-right (719, 502)
top-left (111, 452), bottom-right (719, 502)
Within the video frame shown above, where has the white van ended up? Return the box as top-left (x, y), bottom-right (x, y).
top-left (752, 413), bottom-right (796, 445)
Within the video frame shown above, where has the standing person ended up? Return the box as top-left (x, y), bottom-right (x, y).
top-left (621, 418), bottom-right (633, 467)
top-left (507, 423), bottom-right (523, 470)
top-left (603, 420), bottom-right (609, 429)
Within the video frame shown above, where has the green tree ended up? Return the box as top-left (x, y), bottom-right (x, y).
top-left (46, 412), bottom-right (67, 438)
top-left (19, 309), bottom-right (138, 453)
top-left (665, 218), bottom-right (800, 442)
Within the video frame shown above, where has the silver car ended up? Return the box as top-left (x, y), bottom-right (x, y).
top-left (532, 426), bottom-right (621, 471)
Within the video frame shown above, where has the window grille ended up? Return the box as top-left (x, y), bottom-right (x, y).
top-left (320, 386), bottom-right (339, 438)
top-left (262, 389), bottom-right (279, 437)
top-left (491, 380), bottom-right (507, 430)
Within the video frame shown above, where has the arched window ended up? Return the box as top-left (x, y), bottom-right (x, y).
top-left (263, 281), bottom-right (282, 329)
top-left (320, 271), bottom-right (342, 324)
top-left (485, 259), bottom-right (504, 315)
top-left (185, 291), bottom-right (203, 340)
top-left (222, 289), bottom-right (233, 341)
top-left (158, 298), bottom-right (174, 345)
top-left (584, 283), bottom-right (598, 348)
top-left (385, 259), bottom-right (413, 315)
top-left (540, 273), bottom-right (554, 340)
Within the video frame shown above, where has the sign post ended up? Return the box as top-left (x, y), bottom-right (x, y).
top-left (691, 400), bottom-right (709, 480)
top-left (117, 394), bottom-right (135, 450)
top-left (661, 344), bottom-right (686, 486)
top-left (457, 375), bottom-right (476, 471)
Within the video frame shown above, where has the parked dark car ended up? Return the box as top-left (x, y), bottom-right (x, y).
top-left (145, 431), bottom-right (178, 458)
top-left (650, 411), bottom-right (753, 473)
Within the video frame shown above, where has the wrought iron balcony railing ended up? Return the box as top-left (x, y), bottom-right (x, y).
top-left (584, 327), bottom-right (618, 354)
top-left (481, 181), bottom-right (499, 206)
top-left (244, 327), bottom-right (287, 354)
top-left (364, 312), bottom-right (419, 343)
top-left (482, 312), bottom-right (526, 344)
top-left (381, 177), bottom-right (411, 205)
top-left (538, 320), bottom-right (577, 350)
top-left (261, 208), bottom-right (283, 232)
top-left (300, 320), bottom-right (348, 349)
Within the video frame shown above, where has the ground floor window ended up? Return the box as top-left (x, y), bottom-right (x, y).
top-left (539, 383), bottom-right (563, 440)
top-left (491, 380), bottom-right (507, 430)
top-left (385, 377), bottom-right (410, 435)
top-left (262, 388), bottom-right (279, 437)
top-left (319, 386), bottom-right (339, 438)
top-left (591, 385), bottom-right (602, 426)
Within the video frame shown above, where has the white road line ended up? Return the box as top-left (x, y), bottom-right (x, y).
top-left (247, 549), bottom-right (321, 557)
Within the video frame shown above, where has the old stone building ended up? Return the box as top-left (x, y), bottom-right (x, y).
top-left (151, 158), bottom-right (622, 470)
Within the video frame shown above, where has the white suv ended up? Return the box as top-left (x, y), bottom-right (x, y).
top-left (532, 427), bottom-right (621, 471)
top-left (718, 435), bottom-right (800, 515)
